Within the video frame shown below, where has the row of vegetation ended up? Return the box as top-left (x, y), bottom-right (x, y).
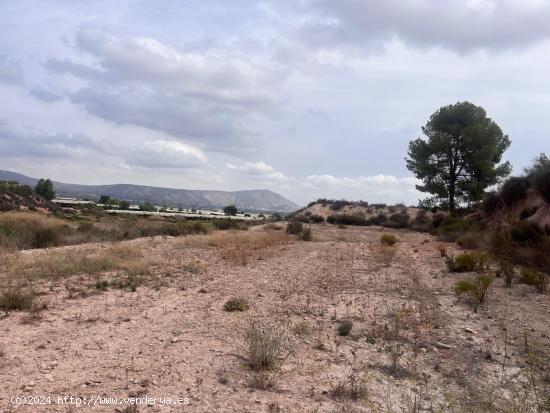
top-left (0, 212), bottom-right (254, 252)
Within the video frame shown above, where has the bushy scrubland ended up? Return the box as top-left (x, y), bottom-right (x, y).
top-left (0, 211), bottom-right (255, 252)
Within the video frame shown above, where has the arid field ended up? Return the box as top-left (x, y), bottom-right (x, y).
top-left (0, 223), bottom-right (548, 412)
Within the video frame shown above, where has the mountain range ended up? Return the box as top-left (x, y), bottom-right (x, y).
top-left (0, 170), bottom-right (299, 212)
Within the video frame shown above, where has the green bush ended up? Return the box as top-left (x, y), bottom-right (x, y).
top-left (482, 191), bottom-right (502, 215)
top-left (300, 226), bottom-right (313, 241)
top-left (510, 221), bottom-right (544, 245)
top-left (385, 212), bottom-right (410, 229)
top-left (500, 177), bottom-right (530, 206)
top-left (327, 213), bottom-right (367, 226)
top-left (446, 251), bottom-right (490, 273)
top-left (455, 274), bottom-right (494, 309)
top-left (409, 209), bottom-right (432, 232)
top-left (286, 221), bottom-right (304, 235)
top-left (223, 297), bottom-right (250, 312)
top-left (213, 219), bottom-right (243, 230)
top-left (337, 320), bottom-right (353, 336)
top-left (532, 163), bottom-right (550, 202)
top-left (309, 214), bottom-right (325, 224)
top-left (367, 213), bottom-right (387, 226)
top-left (519, 267), bottom-right (548, 293)
top-left (380, 234), bottom-right (397, 246)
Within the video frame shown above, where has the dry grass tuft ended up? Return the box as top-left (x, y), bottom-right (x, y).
top-left (0, 212), bottom-right (72, 250)
top-left (373, 244), bottom-right (397, 267)
top-left (224, 297), bottom-right (250, 312)
top-left (244, 320), bottom-right (287, 371)
top-left (330, 368), bottom-right (370, 401)
top-left (208, 231), bottom-right (292, 265)
top-left (0, 284), bottom-right (35, 311)
top-left (2, 243), bottom-right (151, 286)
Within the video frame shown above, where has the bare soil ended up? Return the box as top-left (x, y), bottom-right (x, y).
top-left (0, 224), bottom-right (548, 412)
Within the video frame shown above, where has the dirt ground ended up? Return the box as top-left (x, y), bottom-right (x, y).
top-left (0, 224), bottom-right (548, 412)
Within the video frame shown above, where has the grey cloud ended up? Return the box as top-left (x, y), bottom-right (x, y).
top-left (296, 0), bottom-right (550, 53)
top-left (44, 29), bottom-right (285, 154)
top-left (29, 88), bottom-right (64, 102)
top-left (0, 121), bottom-right (103, 160)
top-left (0, 55), bottom-right (23, 84)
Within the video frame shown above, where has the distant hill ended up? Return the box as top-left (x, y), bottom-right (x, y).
top-left (0, 170), bottom-right (299, 212)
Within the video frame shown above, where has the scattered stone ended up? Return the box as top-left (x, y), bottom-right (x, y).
top-left (433, 341), bottom-right (452, 350)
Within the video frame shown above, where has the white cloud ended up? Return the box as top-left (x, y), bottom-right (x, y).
top-left (227, 161), bottom-right (289, 182)
top-left (44, 28), bottom-right (286, 154)
top-left (296, 0), bottom-right (550, 53)
top-left (125, 140), bottom-right (206, 169)
top-left (304, 174), bottom-right (422, 204)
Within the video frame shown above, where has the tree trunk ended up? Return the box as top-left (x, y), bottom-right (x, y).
top-left (448, 174), bottom-right (456, 214)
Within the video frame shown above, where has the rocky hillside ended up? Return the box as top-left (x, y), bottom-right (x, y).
top-left (0, 170), bottom-right (299, 212)
top-left (0, 181), bottom-right (55, 213)
top-left (294, 199), bottom-right (430, 230)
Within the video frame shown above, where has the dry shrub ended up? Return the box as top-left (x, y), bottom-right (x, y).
top-left (0, 212), bottom-right (72, 250)
top-left (330, 368), bottom-right (369, 401)
top-left (373, 244), bottom-right (396, 267)
top-left (0, 284), bottom-right (35, 311)
top-left (456, 232), bottom-right (483, 249)
top-left (446, 251), bottom-right (491, 273)
top-left (455, 274), bottom-right (494, 311)
top-left (519, 267), bottom-right (548, 293)
top-left (224, 297), bottom-right (250, 312)
top-left (244, 320), bottom-right (286, 371)
top-left (437, 242), bottom-right (447, 257)
top-left (337, 320), bottom-right (353, 336)
top-left (5, 243), bottom-right (150, 282)
top-left (381, 233), bottom-right (397, 246)
top-left (209, 231), bottom-right (291, 265)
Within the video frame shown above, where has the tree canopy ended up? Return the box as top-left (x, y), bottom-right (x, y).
top-left (34, 178), bottom-right (56, 200)
top-left (223, 205), bottom-right (238, 216)
top-left (406, 102), bottom-right (511, 212)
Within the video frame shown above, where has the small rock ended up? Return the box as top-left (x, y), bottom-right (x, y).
top-left (433, 341), bottom-right (452, 350)
top-left (464, 328), bottom-right (475, 334)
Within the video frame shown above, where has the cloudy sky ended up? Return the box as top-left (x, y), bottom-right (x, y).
top-left (1, 0), bottom-right (549, 206)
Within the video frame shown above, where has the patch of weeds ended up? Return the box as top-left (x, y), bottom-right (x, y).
top-left (519, 267), bottom-right (548, 293)
top-left (111, 274), bottom-right (142, 292)
top-left (374, 244), bottom-right (396, 267)
top-left (286, 221), bottom-right (304, 235)
top-left (182, 262), bottom-right (202, 274)
top-left (244, 320), bottom-right (286, 371)
top-left (217, 367), bottom-right (230, 384)
top-left (291, 320), bottom-right (311, 336)
top-left (437, 243), bottom-right (447, 257)
top-left (0, 285), bottom-right (35, 311)
top-left (386, 343), bottom-right (406, 378)
top-left (446, 251), bottom-right (491, 273)
top-left (337, 320), bottom-right (353, 336)
top-left (330, 368), bottom-right (369, 401)
top-left (496, 260), bottom-right (514, 288)
top-left (223, 297), bottom-right (250, 312)
top-left (300, 226), bottom-right (313, 241)
top-left (94, 278), bottom-right (109, 291)
top-left (381, 234), bottom-right (397, 246)
top-left (20, 302), bottom-right (47, 324)
top-left (455, 273), bottom-right (494, 312)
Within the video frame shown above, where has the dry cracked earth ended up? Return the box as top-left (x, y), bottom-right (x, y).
top-left (0, 224), bottom-right (549, 412)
